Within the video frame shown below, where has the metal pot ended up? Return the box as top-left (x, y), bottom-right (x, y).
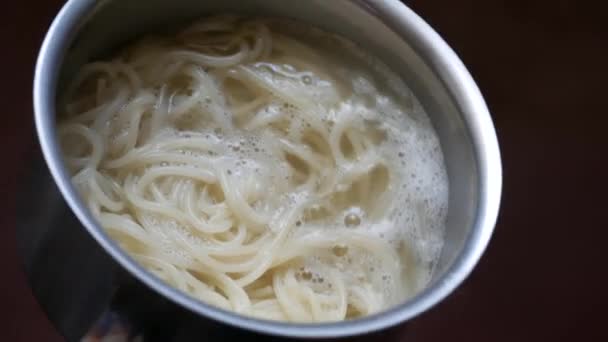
top-left (33, 0), bottom-right (502, 338)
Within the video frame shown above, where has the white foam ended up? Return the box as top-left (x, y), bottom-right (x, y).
top-left (272, 21), bottom-right (449, 304)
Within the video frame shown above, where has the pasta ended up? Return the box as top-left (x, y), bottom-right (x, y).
top-left (58, 15), bottom-right (448, 322)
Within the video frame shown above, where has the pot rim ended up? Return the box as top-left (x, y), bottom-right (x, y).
top-left (33, 0), bottom-right (502, 338)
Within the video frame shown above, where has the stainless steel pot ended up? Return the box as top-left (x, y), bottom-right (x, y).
top-left (33, 0), bottom-right (502, 338)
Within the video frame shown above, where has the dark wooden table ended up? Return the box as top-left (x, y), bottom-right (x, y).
top-left (4, 1), bottom-right (607, 341)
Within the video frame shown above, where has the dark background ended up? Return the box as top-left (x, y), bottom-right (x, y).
top-left (4, 0), bottom-right (608, 341)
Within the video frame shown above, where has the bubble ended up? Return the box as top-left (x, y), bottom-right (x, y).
top-left (302, 75), bottom-right (313, 85)
top-left (332, 245), bottom-right (348, 257)
top-left (344, 213), bottom-right (361, 227)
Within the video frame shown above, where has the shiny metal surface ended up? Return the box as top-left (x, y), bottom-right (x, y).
top-left (16, 149), bottom-right (120, 342)
top-left (33, 0), bottom-right (502, 338)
